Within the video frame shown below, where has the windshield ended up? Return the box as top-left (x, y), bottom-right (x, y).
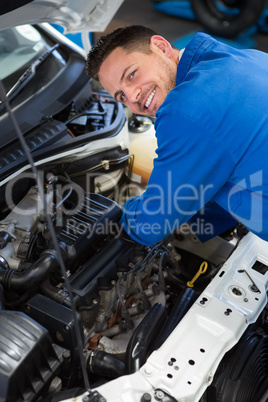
top-left (0, 25), bottom-right (47, 80)
top-left (0, 25), bottom-right (66, 102)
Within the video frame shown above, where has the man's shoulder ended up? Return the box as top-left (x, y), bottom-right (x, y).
top-left (185, 31), bottom-right (216, 52)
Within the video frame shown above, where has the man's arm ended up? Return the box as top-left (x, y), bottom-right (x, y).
top-left (120, 113), bottom-right (236, 245)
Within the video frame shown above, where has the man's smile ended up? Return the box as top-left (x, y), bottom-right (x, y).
top-left (144, 88), bottom-right (156, 109)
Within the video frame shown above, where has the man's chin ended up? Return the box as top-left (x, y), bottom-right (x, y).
top-left (144, 110), bottom-right (156, 118)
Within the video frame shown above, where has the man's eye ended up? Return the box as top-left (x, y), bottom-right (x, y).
top-left (130, 71), bottom-right (135, 79)
top-left (120, 92), bottom-right (125, 102)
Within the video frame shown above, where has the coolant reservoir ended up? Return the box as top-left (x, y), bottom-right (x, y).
top-left (128, 115), bottom-right (157, 183)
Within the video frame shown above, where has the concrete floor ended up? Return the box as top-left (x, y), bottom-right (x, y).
top-left (94, 0), bottom-right (268, 52)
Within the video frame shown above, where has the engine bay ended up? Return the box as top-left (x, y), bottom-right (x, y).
top-left (0, 172), bottom-right (267, 401)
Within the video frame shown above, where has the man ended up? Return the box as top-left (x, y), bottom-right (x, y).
top-left (86, 25), bottom-right (268, 246)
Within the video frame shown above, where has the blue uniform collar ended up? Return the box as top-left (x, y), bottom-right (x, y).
top-left (176, 32), bottom-right (214, 86)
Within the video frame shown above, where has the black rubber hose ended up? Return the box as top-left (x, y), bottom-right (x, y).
top-left (40, 279), bottom-right (72, 308)
top-left (150, 287), bottom-right (197, 352)
top-left (190, 0), bottom-right (266, 38)
top-left (87, 350), bottom-right (126, 378)
top-left (0, 284), bottom-right (5, 310)
top-left (0, 250), bottom-right (59, 292)
top-left (125, 302), bottom-right (167, 374)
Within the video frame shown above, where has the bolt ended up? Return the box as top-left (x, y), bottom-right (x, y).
top-left (141, 393), bottom-right (152, 402)
top-left (143, 366), bottom-right (152, 376)
top-left (155, 390), bottom-right (165, 400)
top-left (62, 350), bottom-right (71, 359)
top-left (208, 372), bottom-right (213, 382)
top-left (56, 331), bottom-right (64, 342)
top-left (99, 305), bottom-right (105, 313)
top-left (250, 284), bottom-right (259, 293)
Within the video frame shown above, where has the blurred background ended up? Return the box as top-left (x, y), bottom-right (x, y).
top-left (93, 0), bottom-right (268, 52)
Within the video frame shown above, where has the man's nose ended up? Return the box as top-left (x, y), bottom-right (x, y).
top-left (128, 86), bottom-right (141, 103)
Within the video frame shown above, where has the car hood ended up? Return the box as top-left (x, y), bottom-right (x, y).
top-left (0, 0), bottom-right (124, 33)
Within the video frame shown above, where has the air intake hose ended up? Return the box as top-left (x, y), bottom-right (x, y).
top-left (87, 350), bottom-right (125, 378)
top-left (125, 302), bottom-right (167, 374)
top-left (0, 249), bottom-right (61, 292)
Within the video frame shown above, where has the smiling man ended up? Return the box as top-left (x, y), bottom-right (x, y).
top-left (86, 25), bottom-right (268, 246)
top-left (97, 33), bottom-right (178, 116)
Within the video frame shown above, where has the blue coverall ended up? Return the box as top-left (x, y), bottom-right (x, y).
top-left (120, 33), bottom-right (268, 245)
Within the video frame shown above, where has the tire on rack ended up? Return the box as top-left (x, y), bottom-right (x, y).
top-left (190, 0), bottom-right (266, 38)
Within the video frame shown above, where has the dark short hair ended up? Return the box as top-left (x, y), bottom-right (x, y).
top-left (86, 25), bottom-right (158, 81)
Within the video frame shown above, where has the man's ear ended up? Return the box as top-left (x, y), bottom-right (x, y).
top-left (150, 35), bottom-right (173, 57)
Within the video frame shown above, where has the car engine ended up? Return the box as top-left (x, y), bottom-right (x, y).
top-left (0, 171), bottom-right (267, 402)
top-left (0, 16), bottom-right (266, 402)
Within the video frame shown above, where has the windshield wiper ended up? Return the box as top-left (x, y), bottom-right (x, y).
top-left (6, 43), bottom-right (59, 101)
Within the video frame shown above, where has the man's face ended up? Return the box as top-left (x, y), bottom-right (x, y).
top-left (98, 36), bottom-right (178, 117)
